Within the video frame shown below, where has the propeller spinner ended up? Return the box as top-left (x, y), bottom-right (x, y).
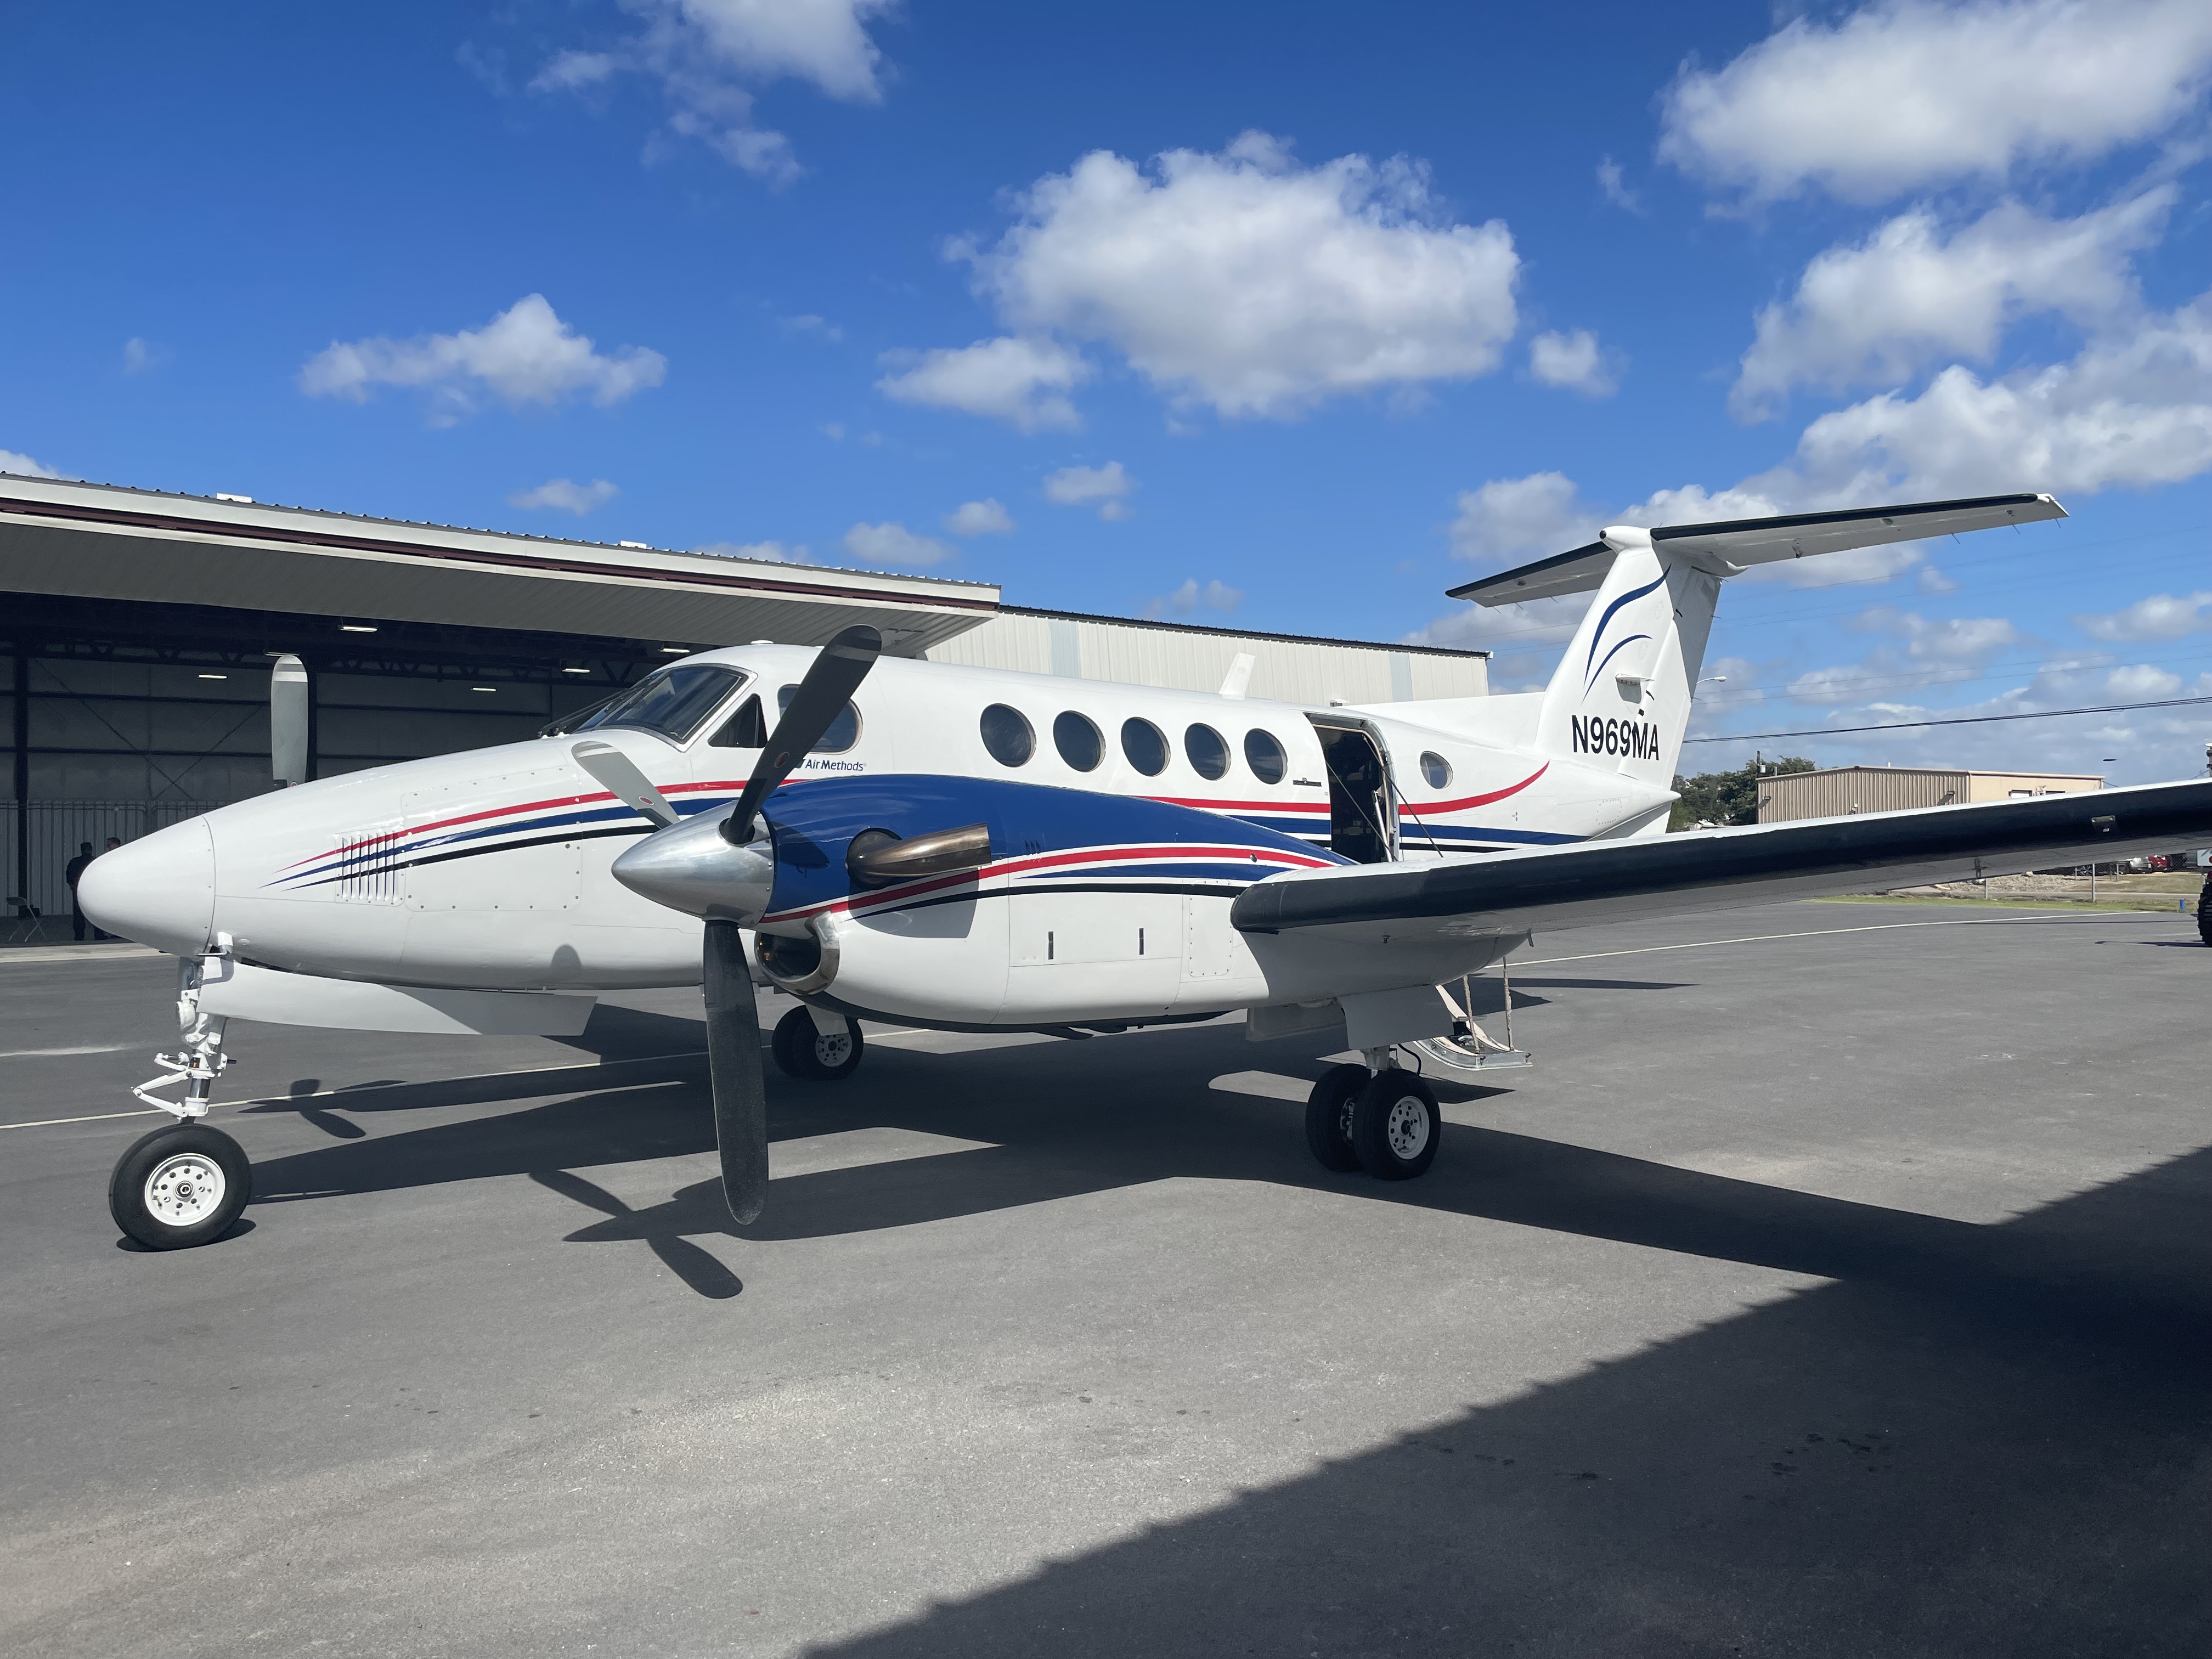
top-left (592, 625), bottom-right (883, 1224)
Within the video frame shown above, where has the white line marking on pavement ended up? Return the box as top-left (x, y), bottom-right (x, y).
top-left (1524, 912), bottom-right (2150, 966)
top-left (0, 1043), bottom-right (138, 1059)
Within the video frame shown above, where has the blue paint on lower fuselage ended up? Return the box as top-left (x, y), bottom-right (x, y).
top-left (760, 774), bottom-right (1347, 918)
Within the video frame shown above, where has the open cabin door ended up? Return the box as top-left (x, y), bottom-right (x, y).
top-left (1306, 715), bottom-right (1400, 864)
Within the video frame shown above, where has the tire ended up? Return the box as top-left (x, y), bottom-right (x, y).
top-left (109, 1124), bottom-right (252, 1250)
top-left (2198, 882), bottom-right (2211, 947)
top-left (773, 1006), bottom-right (865, 1081)
top-left (1304, 1063), bottom-right (1368, 1172)
top-left (1351, 1071), bottom-right (1441, 1181)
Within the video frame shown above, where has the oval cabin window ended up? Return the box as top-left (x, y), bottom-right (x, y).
top-left (1121, 718), bottom-right (1169, 777)
top-left (775, 684), bottom-right (860, 753)
top-left (979, 703), bottom-right (1034, 767)
top-left (1053, 710), bottom-right (1104, 772)
top-left (1420, 751), bottom-right (1452, 789)
top-left (1184, 723), bottom-right (1229, 781)
top-left (1244, 729), bottom-right (1287, 785)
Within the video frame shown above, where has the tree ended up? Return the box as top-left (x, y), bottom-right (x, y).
top-left (1668, 756), bottom-right (1815, 831)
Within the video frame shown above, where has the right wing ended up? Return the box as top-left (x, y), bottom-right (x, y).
top-left (1232, 778), bottom-right (2212, 945)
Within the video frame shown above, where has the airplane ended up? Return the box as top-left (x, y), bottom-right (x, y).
top-left (77, 491), bottom-right (2212, 1252)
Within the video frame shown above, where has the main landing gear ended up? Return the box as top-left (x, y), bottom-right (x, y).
top-left (110, 949), bottom-right (252, 1249)
top-left (1304, 1051), bottom-right (1441, 1182)
top-left (771, 1006), bottom-right (865, 1081)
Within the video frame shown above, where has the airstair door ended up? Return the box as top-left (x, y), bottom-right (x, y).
top-left (1307, 718), bottom-right (1399, 864)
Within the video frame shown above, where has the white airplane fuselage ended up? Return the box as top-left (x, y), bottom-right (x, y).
top-left (91, 646), bottom-right (1676, 1030)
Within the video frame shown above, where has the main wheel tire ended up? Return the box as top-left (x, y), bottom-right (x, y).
top-left (772, 1006), bottom-right (865, 1081)
top-left (1351, 1071), bottom-right (1441, 1181)
top-left (2198, 882), bottom-right (2211, 947)
top-left (109, 1124), bottom-right (252, 1250)
top-left (1304, 1063), bottom-right (1368, 1172)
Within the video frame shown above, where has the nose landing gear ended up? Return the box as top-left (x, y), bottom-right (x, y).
top-left (111, 946), bottom-right (252, 1250)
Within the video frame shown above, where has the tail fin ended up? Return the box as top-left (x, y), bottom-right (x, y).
top-left (1446, 492), bottom-right (2068, 790)
top-left (1532, 532), bottom-right (1714, 789)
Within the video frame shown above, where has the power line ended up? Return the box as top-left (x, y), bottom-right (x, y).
top-left (1681, 693), bottom-right (2212, 744)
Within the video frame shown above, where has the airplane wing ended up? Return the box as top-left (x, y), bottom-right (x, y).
top-left (1232, 778), bottom-right (2212, 945)
top-left (1448, 492), bottom-right (2065, 607)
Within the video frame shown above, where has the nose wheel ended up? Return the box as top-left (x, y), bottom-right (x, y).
top-left (109, 1124), bottom-right (252, 1249)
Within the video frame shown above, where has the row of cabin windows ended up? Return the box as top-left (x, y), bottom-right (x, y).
top-left (978, 703), bottom-right (1289, 783)
top-left (569, 665), bottom-right (1462, 793)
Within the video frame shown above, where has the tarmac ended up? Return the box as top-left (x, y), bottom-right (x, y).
top-left (2, 900), bottom-right (2208, 1657)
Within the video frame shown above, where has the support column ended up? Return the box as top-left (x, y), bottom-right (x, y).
top-left (12, 649), bottom-right (27, 916)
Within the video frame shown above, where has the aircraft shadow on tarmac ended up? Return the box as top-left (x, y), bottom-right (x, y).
top-left (796, 1140), bottom-right (2212, 1658)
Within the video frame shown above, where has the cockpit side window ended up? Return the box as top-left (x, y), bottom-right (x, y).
top-left (709, 694), bottom-right (769, 748)
top-left (575, 665), bottom-right (749, 744)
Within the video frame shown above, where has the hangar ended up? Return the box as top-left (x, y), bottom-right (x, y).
top-left (1, 472), bottom-right (1488, 922)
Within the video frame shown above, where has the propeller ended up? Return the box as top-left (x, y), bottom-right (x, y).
top-left (570, 740), bottom-right (680, 826)
top-left (271, 654), bottom-right (309, 787)
top-left (701, 918), bottom-right (768, 1223)
top-left (721, 624), bottom-right (883, 844)
top-left (591, 625), bottom-right (885, 1227)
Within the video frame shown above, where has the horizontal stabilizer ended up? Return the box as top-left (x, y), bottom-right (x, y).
top-left (1448, 493), bottom-right (2064, 607)
top-left (1232, 778), bottom-right (2211, 942)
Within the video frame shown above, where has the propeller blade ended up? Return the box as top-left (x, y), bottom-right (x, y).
top-left (570, 740), bottom-right (680, 827)
top-left (702, 918), bottom-right (769, 1223)
top-left (270, 654), bottom-right (309, 787)
top-left (722, 624), bottom-right (882, 844)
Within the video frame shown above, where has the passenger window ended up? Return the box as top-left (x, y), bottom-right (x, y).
top-left (1121, 718), bottom-right (1169, 777)
top-left (980, 703), bottom-right (1035, 767)
top-left (709, 695), bottom-right (768, 748)
top-left (1420, 751), bottom-right (1452, 789)
top-left (1184, 723), bottom-right (1229, 781)
top-left (776, 685), bottom-right (860, 753)
top-left (1244, 728), bottom-right (1287, 785)
top-left (1053, 711), bottom-right (1103, 772)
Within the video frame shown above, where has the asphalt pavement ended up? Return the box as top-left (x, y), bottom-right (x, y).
top-left (3, 901), bottom-right (2208, 1657)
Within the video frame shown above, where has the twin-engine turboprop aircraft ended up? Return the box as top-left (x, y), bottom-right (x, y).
top-left (80, 492), bottom-right (2212, 1250)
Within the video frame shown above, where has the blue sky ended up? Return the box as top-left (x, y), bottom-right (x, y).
top-left (6, 1), bottom-right (2212, 781)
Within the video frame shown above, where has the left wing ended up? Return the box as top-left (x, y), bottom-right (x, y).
top-left (1232, 778), bottom-right (2212, 944)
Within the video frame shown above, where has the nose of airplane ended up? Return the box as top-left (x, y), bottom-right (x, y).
top-left (76, 816), bottom-right (216, 956)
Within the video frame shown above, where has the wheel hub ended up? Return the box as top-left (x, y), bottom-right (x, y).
top-left (814, 1034), bottom-right (852, 1066)
top-left (1385, 1097), bottom-right (1429, 1159)
top-left (144, 1152), bottom-right (226, 1227)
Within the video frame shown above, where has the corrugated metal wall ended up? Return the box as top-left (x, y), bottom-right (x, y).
top-left (1759, 768), bottom-right (1971, 822)
top-left (927, 610), bottom-right (1489, 704)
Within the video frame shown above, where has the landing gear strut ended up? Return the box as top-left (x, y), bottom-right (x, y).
top-left (111, 946), bottom-right (252, 1250)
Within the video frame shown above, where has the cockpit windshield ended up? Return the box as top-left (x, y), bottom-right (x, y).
top-left (572, 665), bottom-right (748, 744)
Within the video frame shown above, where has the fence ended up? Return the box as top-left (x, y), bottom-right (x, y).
top-left (2, 800), bottom-right (235, 918)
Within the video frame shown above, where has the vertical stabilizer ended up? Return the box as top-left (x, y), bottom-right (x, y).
top-left (1532, 529), bottom-right (1718, 790)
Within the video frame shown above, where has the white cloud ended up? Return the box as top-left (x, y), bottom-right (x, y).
top-left (300, 295), bottom-right (666, 425)
top-left (779, 313), bottom-right (843, 341)
top-left (530, 50), bottom-right (616, 92)
top-left (529, 0), bottom-right (895, 184)
top-left (1733, 190), bottom-right (2170, 420)
top-left (0, 447), bottom-right (59, 478)
top-left (876, 336), bottom-right (1089, 432)
top-left (696, 539), bottom-right (806, 563)
top-left (121, 337), bottom-right (165, 375)
top-left (1447, 472), bottom-right (1600, 568)
top-left (1142, 578), bottom-right (1243, 620)
top-left (2107, 662), bottom-right (2185, 697)
top-left (1528, 329), bottom-right (1619, 396)
top-left (843, 521), bottom-right (952, 567)
top-left (1596, 155), bottom-right (1641, 213)
top-left (2074, 590), bottom-right (2212, 641)
top-left (919, 132), bottom-right (1519, 424)
top-left (1660, 0), bottom-right (2212, 204)
top-left (1774, 284), bottom-right (2212, 500)
top-left (1043, 461), bottom-right (1133, 521)
top-left (509, 477), bottom-right (619, 515)
top-left (944, 498), bottom-right (1014, 535)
